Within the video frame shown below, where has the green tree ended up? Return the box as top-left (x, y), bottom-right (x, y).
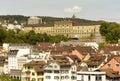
top-left (100, 22), bottom-right (120, 43)
top-left (0, 28), bottom-right (6, 44)
top-left (0, 75), bottom-right (20, 81)
top-left (26, 30), bottom-right (39, 44)
top-left (3, 29), bottom-right (16, 43)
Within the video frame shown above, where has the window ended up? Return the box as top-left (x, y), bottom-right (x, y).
top-left (54, 76), bottom-right (59, 79)
top-left (107, 64), bottom-right (111, 68)
top-left (65, 70), bottom-right (69, 73)
top-left (88, 75), bottom-right (90, 81)
top-left (45, 70), bottom-right (52, 73)
top-left (61, 76), bottom-right (64, 79)
top-left (46, 76), bottom-right (51, 79)
top-left (48, 65), bottom-right (53, 68)
top-left (32, 78), bottom-right (36, 81)
top-left (72, 72), bottom-right (76, 74)
top-left (32, 72), bottom-right (35, 76)
top-left (71, 76), bottom-right (76, 80)
top-left (65, 76), bottom-right (69, 79)
top-left (28, 66), bottom-right (33, 69)
top-left (116, 64), bottom-right (120, 67)
top-left (54, 65), bottom-right (57, 68)
top-left (96, 75), bottom-right (101, 80)
top-left (54, 70), bottom-right (59, 73)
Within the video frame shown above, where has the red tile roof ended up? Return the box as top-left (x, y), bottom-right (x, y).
top-left (101, 69), bottom-right (120, 78)
top-left (86, 54), bottom-right (106, 66)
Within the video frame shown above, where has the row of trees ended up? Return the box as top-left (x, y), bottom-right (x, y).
top-left (0, 29), bottom-right (70, 45)
top-left (100, 22), bottom-right (120, 43)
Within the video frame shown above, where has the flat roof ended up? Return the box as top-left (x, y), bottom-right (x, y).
top-left (77, 71), bottom-right (106, 74)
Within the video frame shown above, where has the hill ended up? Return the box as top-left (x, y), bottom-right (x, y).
top-left (0, 15), bottom-right (102, 24)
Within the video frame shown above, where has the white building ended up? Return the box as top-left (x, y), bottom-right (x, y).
top-left (6, 24), bottom-right (23, 30)
top-left (84, 42), bottom-right (99, 50)
top-left (3, 43), bottom-right (32, 52)
top-left (77, 71), bottom-right (106, 81)
top-left (8, 48), bottom-right (30, 73)
top-left (27, 51), bottom-right (50, 62)
top-left (44, 61), bottom-right (77, 81)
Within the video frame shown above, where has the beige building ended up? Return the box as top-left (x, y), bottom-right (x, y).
top-left (24, 19), bottom-right (101, 39)
top-left (28, 16), bottom-right (42, 25)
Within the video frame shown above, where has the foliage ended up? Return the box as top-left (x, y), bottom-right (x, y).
top-left (0, 75), bottom-right (20, 81)
top-left (0, 29), bottom-right (70, 45)
top-left (99, 42), bottom-right (106, 49)
top-left (0, 15), bottom-right (100, 25)
top-left (0, 28), bottom-right (6, 43)
top-left (50, 35), bottom-right (69, 43)
top-left (0, 15), bottom-right (28, 24)
top-left (100, 22), bottom-right (120, 43)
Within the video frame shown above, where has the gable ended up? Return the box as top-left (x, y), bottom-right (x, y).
top-left (101, 58), bottom-right (119, 69)
top-left (44, 61), bottom-right (60, 70)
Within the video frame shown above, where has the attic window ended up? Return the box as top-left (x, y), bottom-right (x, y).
top-left (107, 64), bottom-right (111, 68)
top-left (116, 64), bottom-right (120, 67)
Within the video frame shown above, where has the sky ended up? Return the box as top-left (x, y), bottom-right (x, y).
top-left (0, 0), bottom-right (120, 22)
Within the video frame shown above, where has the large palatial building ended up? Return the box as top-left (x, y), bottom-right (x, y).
top-left (24, 17), bottom-right (101, 39)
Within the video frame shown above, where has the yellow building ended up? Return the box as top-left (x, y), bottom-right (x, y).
top-left (24, 19), bottom-right (101, 38)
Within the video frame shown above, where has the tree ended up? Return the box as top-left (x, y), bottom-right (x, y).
top-left (0, 28), bottom-right (6, 44)
top-left (0, 75), bottom-right (20, 81)
top-left (25, 30), bottom-right (41, 44)
top-left (100, 22), bottom-right (120, 43)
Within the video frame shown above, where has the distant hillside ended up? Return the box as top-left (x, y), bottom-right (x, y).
top-left (0, 15), bottom-right (28, 24)
top-left (0, 15), bottom-right (102, 24)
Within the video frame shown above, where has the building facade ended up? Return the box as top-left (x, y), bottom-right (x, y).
top-left (28, 16), bottom-right (42, 25)
top-left (77, 71), bottom-right (106, 81)
top-left (101, 56), bottom-right (120, 74)
top-left (44, 61), bottom-right (76, 81)
top-left (24, 19), bottom-right (101, 39)
top-left (21, 61), bottom-right (46, 81)
top-left (8, 48), bottom-right (31, 73)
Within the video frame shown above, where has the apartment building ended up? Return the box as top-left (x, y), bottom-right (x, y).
top-left (77, 71), bottom-right (106, 81)
top-left (44, 60), bottom-right (76, 81)
top-left (8, 48), bottom-right (30, 73)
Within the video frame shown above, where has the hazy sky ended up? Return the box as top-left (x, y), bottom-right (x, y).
top-left (0, 0), bottom-right (120, 22)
